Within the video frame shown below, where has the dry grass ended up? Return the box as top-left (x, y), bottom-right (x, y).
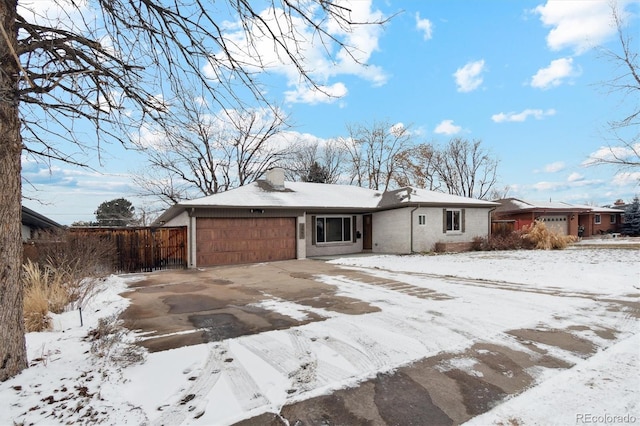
top-left (22, 260), bottom-right (64, 332)
top-left (473, 220), bottom-right (576, 252)
top-left (22, 230), bottom-right (117, 332)
top-left (522, 220), bottom-right (576, 250)
top-left (22, 259), bottom-right (99, 332)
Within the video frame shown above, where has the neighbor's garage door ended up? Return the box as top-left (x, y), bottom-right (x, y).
top-left (196, 217), bottom-right (296, 266)
top-left (539, 215), bottom-right (568, 235)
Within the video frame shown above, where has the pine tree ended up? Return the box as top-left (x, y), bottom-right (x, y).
top-left (303, 162), bottom-right (331, 184)
top-left (623, 197), bottom-right (640, 236)
top-left (95, 198), bottom-right (135, 227)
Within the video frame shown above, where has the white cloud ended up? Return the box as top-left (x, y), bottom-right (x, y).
top-left (532, 181), bottom-right (563, 191)
top-left (534, 0), bottom-right (621, 54)
top-left (491, 108), bottom-right (556, 123)
top-left (612, 171), bottom-right (640, 186)
top-left (18, 0), bottom-right (93, 32)
top-left (284, 82), bottom-right (348, 105)
top-left (415, 13), bottom-right (433, 40)
top-left (545, 161), bottom-right (566, 173)
top-left (531, 57), bottom-right (580, 89)
top-left (434, 119), bottom-right (462, 135)
top-left (205, 1), bottom-right (388, 105)
top-left (583, 142), bottom-right (640, 165)
top-left (453, 59), bottom-right (486, 93)
top-left (567, 172), bottom-right (584, 182)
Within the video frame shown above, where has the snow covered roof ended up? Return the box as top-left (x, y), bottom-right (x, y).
top-left (179, 180), bottom-right (385, 209)
top-left (156, 180), bottom-right (497, 223)
top-left (379, 187), bottom-right (500, 208)
top-left (494, 198), bottom-right (624, 214)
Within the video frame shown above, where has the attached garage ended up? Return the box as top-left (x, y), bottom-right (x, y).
top-left (539, 215), bottom-right (568, 235)
top-left (196, 217), bottom-right (296, 266)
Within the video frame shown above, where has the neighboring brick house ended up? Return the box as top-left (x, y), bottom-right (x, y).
top-left (492, 198), bottom-right (624, 238)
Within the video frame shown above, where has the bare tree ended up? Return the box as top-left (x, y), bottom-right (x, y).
top-left (489, 185), bottom-right (512, 201)
top-left (284, 138), bottom-right (346, 184)
top-left (0, 0), bottom-right (387, 381)
top-left (433, 138), bottom-right (499, 200)
top-left (341, 120), bottom-right (413, 191)
top-left (586, 3), bottom-right (640, 169)
top-left (393, 142), bottom-right (440, 190)
top-left (135, 98), bottom-right (291, 205)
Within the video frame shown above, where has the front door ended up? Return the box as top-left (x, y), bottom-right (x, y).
top-left (363, 214), bottom-right (372, 250)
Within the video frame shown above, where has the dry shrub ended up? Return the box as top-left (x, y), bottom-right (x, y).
top-left (521, 220), bottom-right (576, 250)
top-left (86, 315), bottom-right (146, 367)
top-left (22, 230), bottom-right (116, 332)
top-left (472, 231), bottom-right (534, 251)
top-left (36, 229), bottom-right (117, 281)
top-left (25, 229), bottom-right (117, 310)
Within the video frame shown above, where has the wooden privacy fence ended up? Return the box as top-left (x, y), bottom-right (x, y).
top-left (70, 226), bottom-right (187, 273)
top-left (491, 220), bottom-right (515, 236)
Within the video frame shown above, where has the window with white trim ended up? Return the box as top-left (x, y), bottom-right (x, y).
top-left (418, 214), bottom-right (426, 225)
top-left (610, 214), bottom-right (616, 224)
top-left (594, 214), bottom-right (601, 224)
top-left (445, 209), bottom-right (462, 232)
top-left (316, 216), bottom-right (351, 243)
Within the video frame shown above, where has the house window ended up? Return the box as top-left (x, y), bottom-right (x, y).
top-left (418, 214), bottom-right (426, 225)
top-left (594, 214), bottom-right (601, 224)
top-left (610, 214), bottom-right (616, 224)
top-left (316, 216), bottom-right (351, 243)
top-left (445, 209), bottom-right (462, 232)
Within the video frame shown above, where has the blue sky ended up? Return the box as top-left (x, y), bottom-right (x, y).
top-left (22, 0), bottom-right (640, 224)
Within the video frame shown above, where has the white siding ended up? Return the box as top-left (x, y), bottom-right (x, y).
top-left (372, 208), bottom-right (411, 253)
top-left (297, 214), bottom-right (306, 259)
top-left (163, 211), bottom-right (189, 227)
top-left (373, 206), bottom-right (492, 254)
top-left (21, 224), bottom-right (31, 242)
top-left (412, 207), bottom-right (442, 252)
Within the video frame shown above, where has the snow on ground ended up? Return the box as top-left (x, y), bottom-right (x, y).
top-left (1, 244), bottom-right (638, 425)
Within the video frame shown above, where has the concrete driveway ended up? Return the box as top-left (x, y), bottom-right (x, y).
top-left (118, 258), bottom-right (638, 425)
top-left (120, 260), bottom-right (380, 352)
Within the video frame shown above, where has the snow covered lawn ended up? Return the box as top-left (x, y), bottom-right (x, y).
top-left (1, 244), bottom-right (638, 425)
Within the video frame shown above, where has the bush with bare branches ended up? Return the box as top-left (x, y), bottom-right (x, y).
top-left (521, 221), bottom-right (576, 250)
top-left (22, 230), bottom-right (118, 332)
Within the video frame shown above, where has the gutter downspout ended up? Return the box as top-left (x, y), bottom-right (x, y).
top-left (488, 207), bottom-right (497, 239)
top-left (188, 208), bottom-right (195, 268)
top-left (410, 205), bottom-right (420, 253)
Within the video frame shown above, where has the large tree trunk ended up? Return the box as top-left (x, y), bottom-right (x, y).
top-left (0, 0), bottom-right (28, 381)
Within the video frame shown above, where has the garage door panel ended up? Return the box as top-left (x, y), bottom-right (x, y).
top-left (539, 215), bottom-right (568, 235)
top-left (196, 217), bottom-right (296, 266)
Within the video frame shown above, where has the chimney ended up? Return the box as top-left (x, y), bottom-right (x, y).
top-left (265, 168), bottom-right (285, 189)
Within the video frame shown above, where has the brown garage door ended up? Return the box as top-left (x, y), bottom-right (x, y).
top-left (196, 217), bottom-right (296, 266)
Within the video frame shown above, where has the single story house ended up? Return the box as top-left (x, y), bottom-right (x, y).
top-left (21, 206), bottom-right (62, 242)
top-left (492, 198), bottom-right (624, 237)
top-left (155, 169), bottom-right (498, 267)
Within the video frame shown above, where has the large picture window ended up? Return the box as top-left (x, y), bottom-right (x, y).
top-left (316, 216), bottom-right (352, 243)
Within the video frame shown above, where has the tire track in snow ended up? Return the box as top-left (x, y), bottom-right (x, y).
top-left (152, 343), bottom-right (226, 426)
top-left (223, 355), bottom-right (270, 411)
top-left (237, 329), bottom-right (352, 394)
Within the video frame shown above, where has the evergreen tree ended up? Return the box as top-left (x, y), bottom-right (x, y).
top-left (95, 198), bottom-right (135, 227)
top-left (303, 162), bottom-right (331, 183)
top-left (623, 197), bottom-right (640, 236)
